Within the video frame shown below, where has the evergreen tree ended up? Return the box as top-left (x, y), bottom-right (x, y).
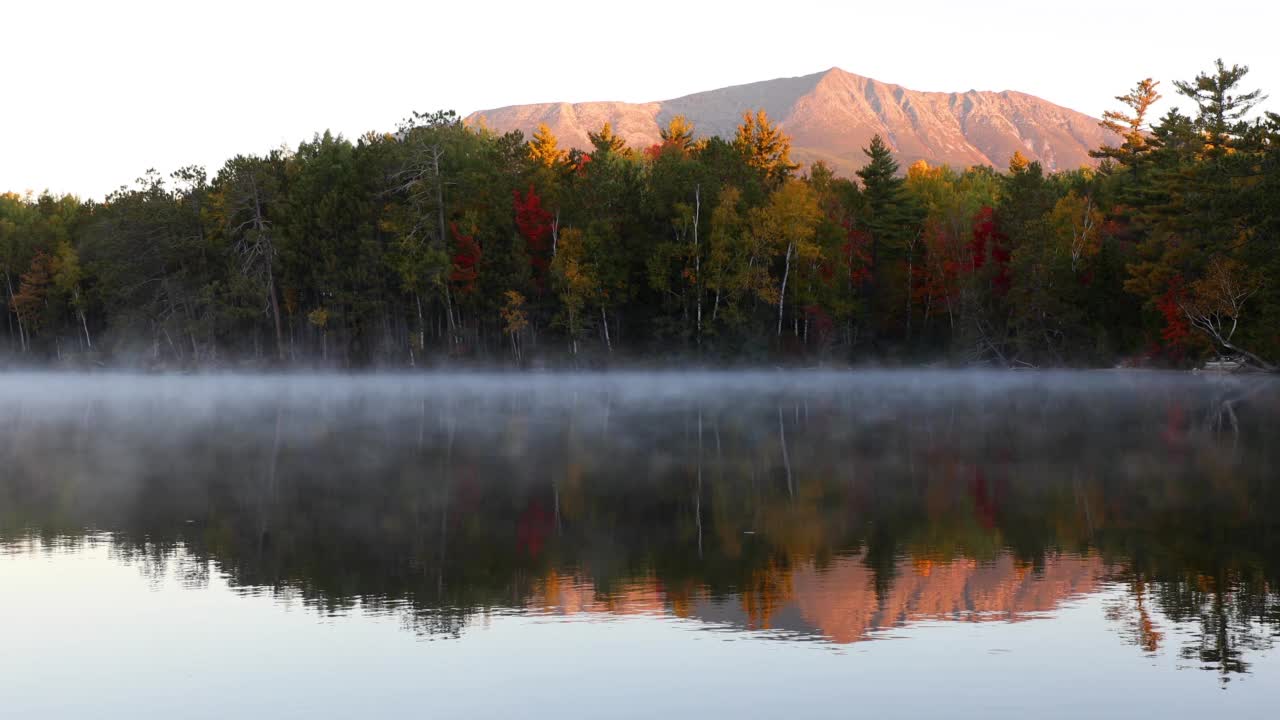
top-left (856, 135), bottom-right (924, 343)
top-left (587, 122), bottom-right (627, 156)
top-left (529, 123), bottom-right (566, 168)
top-left (1173, 59), bottom-right (1267, 154)
top-left (659, 115), bottom-right (695, 151)
top-left (733, 110), bottom-right (798, 187)
top-left (1091, 78), bottom-right (1162, 168)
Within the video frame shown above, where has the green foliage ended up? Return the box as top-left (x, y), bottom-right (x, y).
top-left (1173, 59), bottom-right (1267, 154)
top-left (587, 122), bottom-right (627, 157)
top-left (1, 59), bottom-right (1276, 368)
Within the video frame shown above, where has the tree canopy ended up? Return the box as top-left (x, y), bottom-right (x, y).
top-left (2, 60), bottom-right (1277, 370)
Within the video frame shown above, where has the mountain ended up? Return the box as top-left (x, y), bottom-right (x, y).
top-left (465, 68), bottom-right (1118, 175)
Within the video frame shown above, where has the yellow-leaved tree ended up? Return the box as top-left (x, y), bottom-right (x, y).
top-left (733, 110), bottom-right (798, 187)
top-left (1048, 190), bottom-right (1103, 271)
top-left (749, 179), bottom-right (823, 336)
top-left (550, 228), bottom-right (598, 355)
top-left (659, 115), bottom-right (695, 152)
top-left (528, 123), bottom-right (566, 168)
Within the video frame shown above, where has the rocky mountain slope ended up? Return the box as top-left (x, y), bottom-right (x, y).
top-left (465, 68), bottom-right (1117, 175)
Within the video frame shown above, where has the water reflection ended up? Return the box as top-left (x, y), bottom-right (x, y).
top-left (1, 371), bottom-right (1277, 680)
top-left (530, 552), bottom-right (1106, 641)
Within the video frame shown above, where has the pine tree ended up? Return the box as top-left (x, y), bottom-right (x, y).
top-left (659, 115), bottom-right (695, 151)
top-left (857, 135), bottom-right (924, 342)
top-left (1174, 59), bottom-right (1267, 154)
top-left (1008, 150), bottom-right (1030, 175)
top-left (857, 135), bottom-right (919, 246)
top-left (529, 123), bottom-right (566, 168)
top-left (588, 122), bottom-right (627, 156)
top-left (733, 110), bottom-right (798, 187)
top-left (1091, 78), bottom-right (1162, 167)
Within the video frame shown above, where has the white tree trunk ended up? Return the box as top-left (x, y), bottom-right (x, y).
top-left (693, 184), bottom-right (702, 345)
top-left (776, 242), bottom-right (793, 337)
top-left (601, 305), bottom-right (612, 352)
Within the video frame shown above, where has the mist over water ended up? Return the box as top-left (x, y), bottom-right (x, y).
top-left (2, 370), bottom-right (1279, 718)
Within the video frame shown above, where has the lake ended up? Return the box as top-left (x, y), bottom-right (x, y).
top-left (2, 371), bottom-right (1278, 718)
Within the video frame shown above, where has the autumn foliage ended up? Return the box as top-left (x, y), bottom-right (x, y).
top-left (1156, 276), bottom-right (1190, 357)
top-left (970, 206), bottom-right (1010, 295)
top-left (12, 250), bottom-right (54, 331)
top-left (450, 222), bottom-right (481, 294)
top-left (1, 58), bottom-right (1277, 368)
top-left (514, 186), bottom-right (553, 287)
top-left (841, 225), bottom-right (873, 286)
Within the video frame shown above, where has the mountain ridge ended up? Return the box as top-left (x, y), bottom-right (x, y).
top-left (465, 68), bottom-right (1118, 175)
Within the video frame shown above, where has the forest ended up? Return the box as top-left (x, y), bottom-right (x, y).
top-left (1, 59), bottom-right (1277, 369)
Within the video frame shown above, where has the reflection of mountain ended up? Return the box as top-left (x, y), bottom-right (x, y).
top-left (793, 554), bottom-right (1104, 642)
top-left (531, 553), bottom-right (1105, 643)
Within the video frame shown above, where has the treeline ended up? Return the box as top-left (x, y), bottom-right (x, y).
top-left (1, 59), bottom-right (1277, 368)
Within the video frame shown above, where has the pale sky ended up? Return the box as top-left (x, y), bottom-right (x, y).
top-left (3, 0), bottom-right (1276, 200)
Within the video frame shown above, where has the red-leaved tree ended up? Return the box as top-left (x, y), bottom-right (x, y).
top-left (514, 186), bottom-right (553, 289)
top-left (841, 224), bottom-right (873, 286)
top-left (1156, 276), bottom-right (1189, 359)
top-left (450, 222), bottom-right (481, 295)
top-left (971, 206), bottom-right (1010, 295)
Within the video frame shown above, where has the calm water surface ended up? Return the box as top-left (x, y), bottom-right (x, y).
top-left (2, 371), bottom-right (1278, 718)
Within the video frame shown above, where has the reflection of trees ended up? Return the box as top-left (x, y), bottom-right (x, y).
top-left (0, 374), bottom-right (1277, 675)
top-left (1105, 579), bottom-right (1164, 655)
top-left (1152, 574), bottom-right (1277, 677)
